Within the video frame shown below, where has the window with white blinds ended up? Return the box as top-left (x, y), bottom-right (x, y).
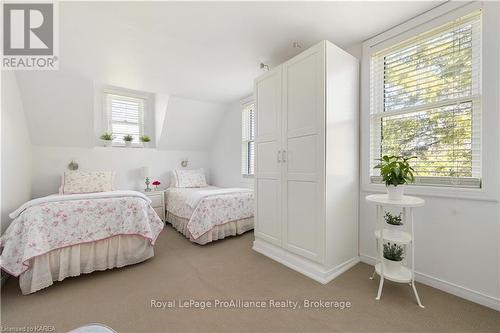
top-left (370, 12), bottom-right (482, 188)
top-left (105, 92), bottom-right (145, 145)
top-left (241, 102), bottom-right (255, 176)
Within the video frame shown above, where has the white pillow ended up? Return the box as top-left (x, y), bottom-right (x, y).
top-left (61, 171), bottom-right (114, 194)
top-left (173, 169), bottom-right (208, 188)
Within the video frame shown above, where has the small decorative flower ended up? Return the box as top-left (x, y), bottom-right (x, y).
top-left (152, 180), bottom-right (161, 190)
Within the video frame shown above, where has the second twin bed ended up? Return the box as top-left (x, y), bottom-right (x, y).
top-left (166, 186), bottom-right (254, 245)
top-left (165, 168), bottom-right (254, 245)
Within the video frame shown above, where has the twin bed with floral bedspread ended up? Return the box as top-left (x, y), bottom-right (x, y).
top-left (166, 186), bottom-right (254, 245)
top-left (0, 172), bottom-right (164, 294)
top-left (166, 169), bottom-right (254, 245)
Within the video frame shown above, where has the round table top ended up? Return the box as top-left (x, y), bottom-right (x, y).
top-left (365, 194), bottom-right (425, 207)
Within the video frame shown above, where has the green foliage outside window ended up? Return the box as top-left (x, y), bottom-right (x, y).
top-left (378, 21), bottom-right (477, 179)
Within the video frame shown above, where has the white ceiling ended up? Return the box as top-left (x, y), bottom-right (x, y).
top-left (59, 1), bottom-right (442, 104)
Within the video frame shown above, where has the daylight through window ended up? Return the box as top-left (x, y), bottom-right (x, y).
top-left (370, 12), bottom-right (481, 187)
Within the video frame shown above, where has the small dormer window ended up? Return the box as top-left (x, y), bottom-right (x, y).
top-left (103, 90), bottom-right (146, 146)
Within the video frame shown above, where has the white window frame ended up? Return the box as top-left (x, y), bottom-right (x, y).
top-left (241, 97), bottom-right (255, 177)
top-left (102, 87), bottom-right (149, 148)
top-left (370, 11), bottom-right (482, 188)
top-left (361, 2), bottom-right (499, 201)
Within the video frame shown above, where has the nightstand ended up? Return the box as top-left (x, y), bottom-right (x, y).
top-left (142, 190), bottom-right (166, 221)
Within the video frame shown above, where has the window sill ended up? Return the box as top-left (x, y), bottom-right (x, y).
top-left (95, 145), bottom-right (155, 149)
top-left (362, 183), bottom-right (498, 202)
top-left (241, 175), bottom-right (254, 184)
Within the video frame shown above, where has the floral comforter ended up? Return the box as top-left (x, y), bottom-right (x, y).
top-left (166, 187), bottom-right (254, 240)
top-left (0, 191), bottom-right (164, 277)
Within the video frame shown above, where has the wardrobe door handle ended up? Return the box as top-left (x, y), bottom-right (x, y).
top-left (282, 150), bottom-right (286, 162)
top-left (277, 150), bottom-right (281, 163)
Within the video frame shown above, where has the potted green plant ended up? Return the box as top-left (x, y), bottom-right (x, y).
top-left (374, 155), bottom-right (416, 200)
top-left (100, 132), bottom-right (114, 147)
top-left (140, 135), bottom-right (151, 148)
top-left (123, 134), bottom-right (134, 147)
top-left (383, 242), bottom-right (404, 274)
top-left (384, 211), bottom-right (404, 237)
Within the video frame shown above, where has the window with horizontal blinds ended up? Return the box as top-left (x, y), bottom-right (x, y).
top-left (241, 102), bottom-right (255, 176)
top-left (370, 11), bottom-right (481, 188)
top-left (105, 93), bottom-right (145, 145)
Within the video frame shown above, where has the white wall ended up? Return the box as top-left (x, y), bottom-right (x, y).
top-left (498, 20), bottom-right (500, 312)
top-left (359, 2), bottom-right (500, 310)
top-left (344, 43), bottom-right (362, 59)
top-left (12, 72), bottom-right (227, 200)
top-left (1, 72), bottom-right (32, 232)
top-left (15, 70), bottom-right (227, 152)
top-left (158, 96), bottom-right (227, 151)
top-left (31, 146), bottom-right (210, 198)
top-left (210, 101), bottom-right (254, 189)
top-left (16, 71), bottom-right (95, 147)
top-left (155, 93), bottom-right (169, 147)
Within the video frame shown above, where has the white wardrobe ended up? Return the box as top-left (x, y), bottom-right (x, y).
top-left (253, 40), bottom-right (359, 283)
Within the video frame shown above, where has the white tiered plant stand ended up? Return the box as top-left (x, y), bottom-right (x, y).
top-left (366, 194), bottom-right (425, 308)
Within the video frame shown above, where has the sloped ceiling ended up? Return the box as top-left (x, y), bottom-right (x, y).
top-left (58, 1), bottom-right (440, 104)
top-left (14, 1), bottom-right (442, 150)
top-left (157, 96), bottom-right (227, 151)
top-left (15, 71), bottom-right (227, 150)
top-left (16, 71), bottom-right (95, 147)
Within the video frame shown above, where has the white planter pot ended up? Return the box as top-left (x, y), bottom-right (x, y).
top-left (125, 141), bottom-right (132, 147)
top-left (103, 140), bottom-right (112, 147)
top-left (385, 223), bottom-right (405, 238)
top-left (387, 185), bottom-right (404, 200)
top-left (383, 258), bottom-right (403, 275)
top-left (142, 142), bottom-right (149, 148)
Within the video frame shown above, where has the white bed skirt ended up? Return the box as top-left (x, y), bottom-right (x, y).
top-left (166, 211), bottom-right (253, 245)
top-left (19, 235), bottom-right (153, 294)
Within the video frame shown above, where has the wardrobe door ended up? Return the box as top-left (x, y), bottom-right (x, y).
top-left (282, 43), bottom-right (325, 263)
top-left (254, 66), bottom-right (283, 246)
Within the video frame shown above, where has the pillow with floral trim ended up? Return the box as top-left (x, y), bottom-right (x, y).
top-left (174, 169), bottom-right (208, 188)
top-left (62, 171), bottom-right (114, 194)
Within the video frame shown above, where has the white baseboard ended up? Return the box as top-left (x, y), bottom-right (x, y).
top-left (253, 239), bottom-right (360, 284)
top-left (360, 254), bottom-right (500, 311)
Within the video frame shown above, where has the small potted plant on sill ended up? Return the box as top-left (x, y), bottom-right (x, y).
top-left (374, 155), bottom-right (416, 200)
top-left (152, 180), bottom-right (161, 190)
top-left (140, 135), bottom-right (151, 148)
top-left (383, 242), bottom-right (404, 275)
top-left (100, 132), bottom-right (114, 147)
top-left (123, 134), bottom-right (134, 147)
top-left (384, 211), bottom-right (404, 237)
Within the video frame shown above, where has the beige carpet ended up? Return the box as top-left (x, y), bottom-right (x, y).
top-left (1, 225), bottom-right (499, 333)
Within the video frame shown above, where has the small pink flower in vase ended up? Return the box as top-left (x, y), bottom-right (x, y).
top-left (152, 180), bottom-right (161, 190)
